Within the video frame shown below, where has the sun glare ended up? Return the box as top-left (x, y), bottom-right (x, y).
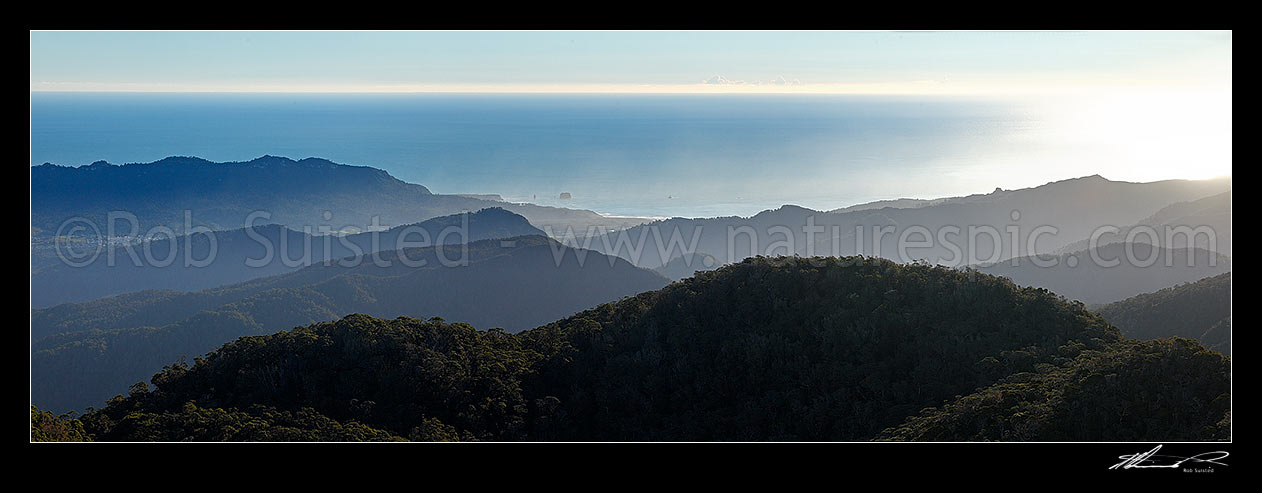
top-left (1039, 87), bottom-right (1232, 183)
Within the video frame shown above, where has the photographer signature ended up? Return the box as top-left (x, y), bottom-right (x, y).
top-left (1109, 445), bottom-right (1229, 470)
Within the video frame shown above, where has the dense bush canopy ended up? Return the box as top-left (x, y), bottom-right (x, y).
top-left (36, 256), bottom-right (1229, 442)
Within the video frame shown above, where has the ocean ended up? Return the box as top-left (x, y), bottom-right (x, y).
top-left (31, 92), bottom-right (1099, 219)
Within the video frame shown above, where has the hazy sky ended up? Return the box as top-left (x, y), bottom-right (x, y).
top-left (30, 30), bottom-right (1231, 94)
top-left (29, 30), bottom-right (1232, 187)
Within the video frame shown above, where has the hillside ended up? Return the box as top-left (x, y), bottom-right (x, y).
top-left (31, 235), bottom-right (670, 414)
top-left (522, 256), bottom-right (1121, 441)
top-left (977, 242), bottom-right (1230, 305)
top-left (1054, 191), bottom-right (1230, 256)
top-left (30, 155), bottom-right (649, 239)
top-left (653, 251), bottom-right (721, 281)
top-left (31, 207), bottom-right (544, 308)
top-left (1094, 272), bottom-right (1231, 355)
top-left (877, 338), bottom-right (1230, 441)
top-left (586, 175), bottom-right (1230, 269)
top-left (39, 256), bottom-right (1228, 441)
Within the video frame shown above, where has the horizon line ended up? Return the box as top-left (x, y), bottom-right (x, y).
top-left (31, 153), bottom-right (1235, 180)
top-left (30, 79), bottom-right (1229, 97)
top-left (29, 154), bottom-right (1231, 220)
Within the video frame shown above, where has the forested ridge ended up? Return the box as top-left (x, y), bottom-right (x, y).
top-left (1094, 272), bottom-right (1231, 355)
top-left (877, 338), bottom-right (1230, 441)
top-left (33, 256), bottom-right (1230, 441)
top-left (32, 235), bottom-right (669, 414)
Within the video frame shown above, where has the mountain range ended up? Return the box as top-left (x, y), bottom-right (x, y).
top-left (581, 175), bottom-right (1230, 272)
top-left (1054, 190), bottom-right (1230, 256)
top-left (31, 155), bottom-right (650, 239)
top-left (40, 256), bottom-right (1228, 441)
top-left (977, 243), bottom-right (1231, 305)
top-left (28, 157), bottom-right (1232, 442)
top-left (31, 207), bottom-right (544, 308)
top-left (33, 157), bottom-right (1231, 310)
top-left (32, 235), bottom-right (669, 413)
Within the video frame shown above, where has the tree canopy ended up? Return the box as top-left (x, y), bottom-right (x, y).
top-left (35, 256), bottom-right (1229, 442)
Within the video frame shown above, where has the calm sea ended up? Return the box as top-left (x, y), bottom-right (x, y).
top-left (30, 92), bottom-right (1056, 218)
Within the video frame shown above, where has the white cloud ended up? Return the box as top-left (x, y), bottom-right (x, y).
top-left (768, 75), bottom-right (803, 86)
top-left (702, 75), bottom-right (804, 86)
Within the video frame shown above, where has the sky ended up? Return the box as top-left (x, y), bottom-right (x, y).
top-left (30, 30), bottom-right (1231, 94)
top-left (29, 30), bottom-right (1232, 190)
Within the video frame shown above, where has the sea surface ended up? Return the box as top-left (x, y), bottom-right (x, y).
top-left (31, 92), bottom-right (1112, 218)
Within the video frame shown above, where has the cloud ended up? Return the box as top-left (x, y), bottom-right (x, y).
top-left (701, 75), bottom-right (803, 86)
top-left (769, 75), bottom-right (803, 86)
top-left (702, 75), bottom-right (742, 85)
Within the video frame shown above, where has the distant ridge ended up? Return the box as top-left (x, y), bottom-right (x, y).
top-left (1095, 272), bottom-right (1231, 355)
top-left (31, 155), bottom-right (651, 239)
top-left (1054, 190), bottom-right (1231, 256)
top-left (31, 234), bottom-right (671, 413)
top-left (832, 174), bottom-right (1183, 213)
top-left (40, 154), bottom-right (390, 175)
top-left (978, 243), bottom-right (1231, 305)
top-left (590, 174), bottom-right (1230, 270)
top-left (30, 207), bottom-right (545, 308)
